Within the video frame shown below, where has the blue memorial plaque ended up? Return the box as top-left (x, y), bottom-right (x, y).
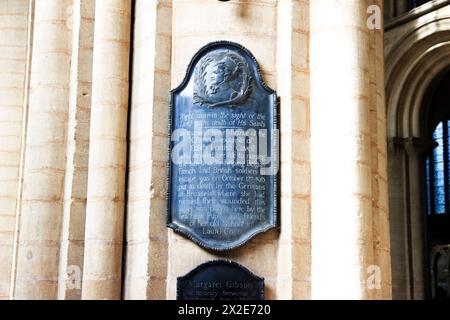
top-left (167, 41), bottom-right (279, 251)
top-left (177, 260), bottom-right (264, 300)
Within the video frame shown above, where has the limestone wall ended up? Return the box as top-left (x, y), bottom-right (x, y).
top-left (166, 0), bottom-right (311, 301)
top-left (124, 0), bottom-right (172, 300)
top-left (0, 0), bottom-right (31, 300)
top-left (0, 0), bottom-right (392, 300)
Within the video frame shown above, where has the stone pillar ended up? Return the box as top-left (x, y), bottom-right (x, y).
top-left (369, 1), bottom-right (392, 299)
top-left (387, 141), bottom-right (409, 299)
top-left (404, 139), bottom-right (428, 300)
top-left (0, 0), bottom-right (32, 299)
top-left (395, 0), bottom-right (410, 16)
top-left (385, 0), bottom-right (409, 21)
top-left (123, 0), bottom-right (171, 300)
top-left (13, 0), bottom-right (73, 299)
top-left (81, 0), bottom-right (131, 300)
top-left (384, 0), bottom-right (396, 22)
top-left (57, 0), bottom-right (95, 300)
top-left (310, 0), bottom-right (390, 299)
top-left (276, 0), bottom-right (311, 300)
top-left (388, 138), bottom-right (429, 300)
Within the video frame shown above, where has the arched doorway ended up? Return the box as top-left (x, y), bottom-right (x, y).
top-left (385, 12), bottom-right (450, 299)
top-left (424, 70), bottom-right (450, 299)
top-left (430, 245), bottom-right (450, 299)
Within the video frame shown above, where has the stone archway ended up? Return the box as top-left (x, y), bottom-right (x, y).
top-left (386, 16), bottom-right (450, 299)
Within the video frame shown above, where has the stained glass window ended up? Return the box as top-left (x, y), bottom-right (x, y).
top-left (426, 157), bottom-right (432, 215)
top-left (434, 123), bottom-right (445, 214)
top-left (427, 121), bottom-right (450, 215)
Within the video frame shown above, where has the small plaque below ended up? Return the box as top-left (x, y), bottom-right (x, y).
top-left (177, 260), bottom-right (264, 300)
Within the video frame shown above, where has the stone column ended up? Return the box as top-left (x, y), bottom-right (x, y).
top-left (81, 0), bottom-right (131, 300)
top-left (276, 0), bottom-right (311, 300)
top-left (384, 0), bottom-right (410, 21)
top-left (387, 141), bottom-right (409, 299)
top-left (57, 0), bottom-right (95, 300)
top-left (384, 0), bottom-right (396, 22)
top-left (369, 1), bottom-right (392, 299)
top-left (395, 0), bottom-right (410, 16)
top-left (388, 138), bottom-right (431, 300)
top-left (310, 0), bottom-right (390, 299)
top-left (404, 139), bottom-right (428, 300)
top-left (0, 0), bottom-right (33, 299)
top-left (13, 0), bottom-right (73, 299)
top-left (123, 0), bottom-right (171, 300)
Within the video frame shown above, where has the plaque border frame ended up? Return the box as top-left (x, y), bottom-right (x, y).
top-left (166, 40), bottom-right (280, 251)
top-left (176, 260), bottom-right (265, 300)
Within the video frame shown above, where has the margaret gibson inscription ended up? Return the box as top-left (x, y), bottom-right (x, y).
top-left (177, 260), bottom-right (264, 300)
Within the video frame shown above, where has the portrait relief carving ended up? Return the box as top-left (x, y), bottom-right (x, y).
top-left (193, 49), bottom-right (253, 108)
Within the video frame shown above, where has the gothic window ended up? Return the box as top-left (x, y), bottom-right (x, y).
top-left (427, 127), bottom-right (450, 299)
top-left (426, 121), bottom-right (450, 215)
